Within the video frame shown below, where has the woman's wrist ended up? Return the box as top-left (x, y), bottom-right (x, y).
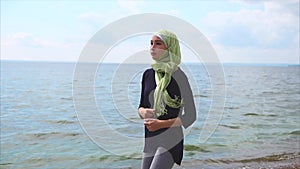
top-left (158, 119), bottom-right (169, 129)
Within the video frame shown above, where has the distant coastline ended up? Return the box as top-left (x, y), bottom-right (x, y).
top-left (1, 59), bottom-right (299, 67)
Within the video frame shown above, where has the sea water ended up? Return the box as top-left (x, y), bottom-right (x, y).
top-left (1, 61), bottom-right (299, 168)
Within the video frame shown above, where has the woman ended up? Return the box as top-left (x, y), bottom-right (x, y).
top-left (138, 29), bottom-right (197, 169)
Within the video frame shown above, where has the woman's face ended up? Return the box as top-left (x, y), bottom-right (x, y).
top-left (150, 35), bottom-right (167, 60)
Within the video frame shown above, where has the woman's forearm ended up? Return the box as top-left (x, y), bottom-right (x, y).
top-left (160, 117), bottom-right (183, 128)
top-left (144, 117), bottom-right (184, 132)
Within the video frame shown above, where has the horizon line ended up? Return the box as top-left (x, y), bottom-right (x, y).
top-left (1, 59), bottom-right (299, 66)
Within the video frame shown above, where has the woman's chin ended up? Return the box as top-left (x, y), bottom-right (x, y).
top-left (151, 55), bottom-right (160, 60)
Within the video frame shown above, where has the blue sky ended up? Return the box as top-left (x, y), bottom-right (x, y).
top-left (1, 0), bottom-right (299, 64)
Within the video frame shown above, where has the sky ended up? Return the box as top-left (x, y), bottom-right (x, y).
top-left (1, 0), bottom-right (299, 64)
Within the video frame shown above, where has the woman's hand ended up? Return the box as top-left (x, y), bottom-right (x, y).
top-left (139, 107), bottom-right (183, 131)
top-left (144, 118), bottom-right (162, 132)
top-left (139, 108), bottom-right (155, 119)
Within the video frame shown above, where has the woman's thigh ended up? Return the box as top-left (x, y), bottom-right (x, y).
top-left (150, 147), bottom-right (175, 169)
top-left (141, 152), bottom-right (154, 169)
top-left (142, 147), bottom-right (175, 169)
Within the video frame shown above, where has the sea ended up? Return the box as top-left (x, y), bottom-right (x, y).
top-left (1, 60), bottom-right (299, 169)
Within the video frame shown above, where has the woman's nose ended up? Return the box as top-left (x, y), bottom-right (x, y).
top-left (150, 44), bottom-right (155, 49)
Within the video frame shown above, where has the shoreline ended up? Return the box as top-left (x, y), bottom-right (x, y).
top-left (175, 157), bottom-right (300, 169)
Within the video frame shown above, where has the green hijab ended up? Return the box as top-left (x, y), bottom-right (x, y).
top-left (151, 29), bottom-right (183, 118)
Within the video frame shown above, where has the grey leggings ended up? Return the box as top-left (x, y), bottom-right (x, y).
top-left (141, 147), bottom-right (175, 169)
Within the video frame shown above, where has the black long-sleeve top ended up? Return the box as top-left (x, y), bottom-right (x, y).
top-left (139, 68), bottom-right (196, 165)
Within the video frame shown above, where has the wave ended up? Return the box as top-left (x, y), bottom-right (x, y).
top-left (205, 152), bottom-right (300, 164)
top-left (44, 120), bottom-right (76, 124)
top-left (289, 130), bottom-right (300, 135)
top-left (219, 124), bottom-right (240, 129)
top-left (60, 97), bottom-right (73, 100)
top-left (56, 120), bottom-right (76, 124)
top-left (225, 106), bottom-right (239, 110)
top-left (184, 144), bottom-right (211, 152)
top-left (243, 113), bottom-right (259, 116)
top-left (243, 113), bottom-right (278, 117)
top-left (80, 152), bottom-right (141, 165)
top-left (0, 162), bottom-right (13, 166)
top-left (31, 132), bottom-right (81, 139)
top-left (194, 94), bottom-right (209, 98)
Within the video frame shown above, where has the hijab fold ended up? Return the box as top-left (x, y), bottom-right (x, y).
top-left (151, 29), bottom-right (183, 118)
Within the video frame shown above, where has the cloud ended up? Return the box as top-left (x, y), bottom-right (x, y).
top-left (233, 0), bottom-right (299, 15)
top-left (12, 32), bottom-right (41, 47)
top-left (78, 9), bottom-right (131, 33)
top-left (2, 32), bottom-right (81, 61)
top-left (202, 0), bottom-right (299, 63)
top-left (9, 32), bottom-right (78, 48)
top-left (78, 12), bottom-right (109, 27)
top-left (206, 9), bottom-right (299, 47)
top-left (78, 0), bottom-right (146, 30)
top-left (117, 0), bottom-right (145, 13)
top-left (204, 0), bottom-right (299, 49)
top-left (215, 43), bottom-right (299, 64)
top-left (263, 0), bottom-right (299, 16)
